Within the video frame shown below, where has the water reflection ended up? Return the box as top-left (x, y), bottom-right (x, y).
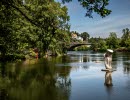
top-left (0, 58), bottom-right (71, 100)
top-left (104, 71), bottom-right (113, 87)
top-left (123, 61), bottom-right (130, 74)
top-left (1, 51), bottom-right (130, 100)
top-left (104, 71), bottom-right (114, 99)
top-left (0, 89), bottom-right (8, 100)
top-left (0, 63), bottom-right (9, 100)
top-left (68, 51), bottom-right (104, 63)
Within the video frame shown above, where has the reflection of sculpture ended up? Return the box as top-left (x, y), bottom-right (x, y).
top-left (104, 49), bottom-right (113, 69)
top-left (104, 71), bottom-right (113, 86)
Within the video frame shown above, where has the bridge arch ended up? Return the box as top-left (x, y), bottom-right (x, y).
top-left (67, 43), bottom-right (92, 51)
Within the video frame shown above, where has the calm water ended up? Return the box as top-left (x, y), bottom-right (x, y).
top-left (0, 51), bottom-right (130, 100)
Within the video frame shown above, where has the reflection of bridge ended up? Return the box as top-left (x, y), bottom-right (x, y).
top-left (67, 42), bottom-right (92, 51)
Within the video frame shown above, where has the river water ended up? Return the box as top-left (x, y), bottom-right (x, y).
top-left (0, 51), bottom-right (130, 100)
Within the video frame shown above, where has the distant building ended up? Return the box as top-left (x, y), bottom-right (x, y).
top-left (77, 36), bottom-right (83, 41)
top-left (71, 33), bottom-right (77, 39)
top-left (71, 33), bottom-right (83, 41)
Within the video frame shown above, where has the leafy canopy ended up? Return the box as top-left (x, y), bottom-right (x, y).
top-left (61, 0), bottom-right (111, 18)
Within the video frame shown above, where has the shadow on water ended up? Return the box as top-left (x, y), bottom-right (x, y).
top-left (0, 58), bottom-right (72, 100)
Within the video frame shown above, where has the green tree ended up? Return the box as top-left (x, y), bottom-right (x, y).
top-left (125, 38), bottom-right (130, 49)
top-left (121, 28), bottom-right (130, 47)
top-left (80, 32), bottom-right (90, 41)
top-left (89, 37), bottom-right (107, 51)
top-left (106, 32), bottom-right (119, 49)
top-left (0, 1), bottom-right (19, 57)
top-left (49, 29), bottom-right (71, 56)
top-left (61, 0), bottom-right (111, 18)
top-left (89, 37), bottom-right (99, 51)
top-left (98, 38), bottom-right (107, 51)
top-left (0, 0), bottom-right (70, 59)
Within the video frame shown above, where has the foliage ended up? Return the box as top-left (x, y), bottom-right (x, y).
top-left (80, 32), bottom-right (90, 41)
top-left (49, 29), bottom-right (71, 56)
top-left (125, 38), bottom-right (130, 48)
top-left (121, 28), bottom-right (130, 47)
top-left (0, 0), bottom-right (71, 60)
top-left (106, 32), bottom-right (119, 49)
top-left (61, 0), bottom-right (111, 18)
top-left (0, 2), bottom-right (17, 56)
top-left (70, 31), bottom-right (80, 36)
top-left (74, 45), bottom-right (89, 51)
top-left (0, 54), bottom-right (26, 62)
top-left (89, 37), bottom-right (100, 51)
top-left (1, 0), bottom-right (130, 61)
top-left (90, 37), bottom-right (110, 51)
top-left (89, 29), bottom-right (130, 52)
top-left (98, 38), bottom-right (107, 51)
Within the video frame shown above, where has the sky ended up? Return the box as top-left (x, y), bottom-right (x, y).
top-left (56, 0), bottom-right (130, 38)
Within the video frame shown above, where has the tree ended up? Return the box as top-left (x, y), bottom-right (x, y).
top-left (121, 28), bottom-right (130, 47)
top-left (0, 0), bottom-right (71, 59)
top-left (49, 28), bottom-right (71, 56)
top-left (106, 32), bottom-right (119, 49)
top-left (89, 37), bottom-right (107, 51)
top-left (0, 1), bottom-right (19, 57)
top-left (80, 32), bottom-right (90, 41)
top-left (98, 38), bottom-right (107, 51)
top-left (61, 0), bottom-right (111, 18)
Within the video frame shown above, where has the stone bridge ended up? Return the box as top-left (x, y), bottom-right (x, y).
top-left (67, 42), bottom-right (92, 51)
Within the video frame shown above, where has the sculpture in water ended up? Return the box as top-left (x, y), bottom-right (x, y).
top-left (104, 49), bottom-right (113, 70)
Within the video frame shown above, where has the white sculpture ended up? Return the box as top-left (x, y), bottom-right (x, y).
top-left (104, 49), bottom-right (113, 69)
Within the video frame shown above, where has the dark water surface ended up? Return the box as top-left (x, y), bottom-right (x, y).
top-left (0, 51), bottom-right (130, 100)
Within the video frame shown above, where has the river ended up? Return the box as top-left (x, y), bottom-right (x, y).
top-left (0, 51), bottom-right (130, 100)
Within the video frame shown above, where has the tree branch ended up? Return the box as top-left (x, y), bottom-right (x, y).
top-left (1, 0), bottom-right (42, 28)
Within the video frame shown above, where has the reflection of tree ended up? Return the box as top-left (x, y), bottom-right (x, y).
top-left (0, 63), bottom-right (6, 78)
top-left (126, 80), bottom-right (130, 91)
top-left (0, 89), bottom-right (8, 100)
top-left (0, 58), bottom-right (71, 100)
top-left (83, 56), bottom-right (90, 62)
top-left (56, 65), bottom-right (71, 99)
top-left (123, 62), bottom-right (130, 74)
top-left (0, 63), bottom-right (9, 100)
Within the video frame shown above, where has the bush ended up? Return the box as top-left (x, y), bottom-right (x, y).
top-left (74, 46), bottom-right (90, 51)
top-left (0, 54), bottom-right (26, 62)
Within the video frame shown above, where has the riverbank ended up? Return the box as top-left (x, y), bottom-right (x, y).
top-left (0, 54), bottom-right (26, 62)
top-left (115, 47), bottom-right (130, 52)
top-left (1, 47), bottom-right (130, 62)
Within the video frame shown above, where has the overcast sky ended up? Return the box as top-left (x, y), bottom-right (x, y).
top-left (57, 0), bottom-right (130, 38)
